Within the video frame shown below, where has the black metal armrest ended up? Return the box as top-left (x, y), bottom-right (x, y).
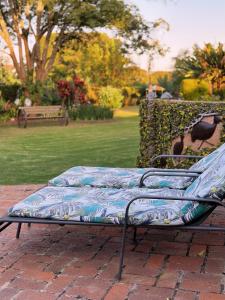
top-left (139, 171), bottom-right (200, 187)
top-left (125, 195), bottom-right (225, 223)
top-left (152, 154), bottom-right (204, 164)
top-left (142, 168), bottom-right (202, 173)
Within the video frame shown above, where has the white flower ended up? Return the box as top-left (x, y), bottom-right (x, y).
top-left (24, 98), bottom-right (32, 107)
top-left (14, 98), bottom-right (21, 106)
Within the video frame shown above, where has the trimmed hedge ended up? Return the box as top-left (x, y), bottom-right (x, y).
top-left (69, 105), bottom-right (113, 121)
top-left (137, 99), bottom-right (225, 168)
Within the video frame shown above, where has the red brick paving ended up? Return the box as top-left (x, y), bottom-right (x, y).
top-left (0, 185), bottom-right (225, 299)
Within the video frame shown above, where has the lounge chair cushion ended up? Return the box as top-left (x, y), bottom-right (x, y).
top-left (8, 186), bottom-right (208, 225)
top-left (48, 166), bottom-right (195, 189)
top-left (190, 142), bottom-right (225, 172)
top-left (48, 144), bottom-right (225, 190)
top-left (182, 150), bottom-right (225, 223)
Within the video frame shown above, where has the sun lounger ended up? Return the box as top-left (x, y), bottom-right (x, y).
top-left (1, 146), bottom-right (225, 279)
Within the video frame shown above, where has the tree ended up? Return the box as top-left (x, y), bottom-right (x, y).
top-left (52, 33), bottom-right (150, 88)
top-left (52, 33), bottom-right (130, 87)
top-left (174, 43), bottom-right (225, 94)
top-left (157, 72), bottom-right (182, 97)
top-left (0, 0), bottom-right (165, 88)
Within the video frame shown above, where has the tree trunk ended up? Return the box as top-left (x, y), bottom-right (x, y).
top-left (211, 81), bottom-right (216, 95)
top-left (217, 79), bottom-right (222, 91)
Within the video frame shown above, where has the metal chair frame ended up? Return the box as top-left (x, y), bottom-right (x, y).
top-left (1, 154), bottom-right (223, 281)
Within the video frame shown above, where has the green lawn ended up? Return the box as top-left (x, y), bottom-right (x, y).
top-left (0, 113), bottom-right (139, 184)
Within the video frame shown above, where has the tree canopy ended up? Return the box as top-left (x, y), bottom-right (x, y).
top-left (0, 0), bottom-right (165, 86)
top-left (175, 43), bottom-right (225, 93)
top-left (51, 33), bottom-right (149, 88)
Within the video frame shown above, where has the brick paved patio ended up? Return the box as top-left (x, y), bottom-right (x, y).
top-left (1, 185), bottom-right (225, 300)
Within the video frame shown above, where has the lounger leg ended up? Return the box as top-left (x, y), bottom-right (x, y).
top-left (16, 223), bottom-right (22, 239)
top-left (28, 223), bottom-right (31, 228)
top-left (0, 222), bottom-right (12, 233)
top-left (133, 227), bottom-right (137, 243)
top-left (117, 223), bottom-right (128, 280)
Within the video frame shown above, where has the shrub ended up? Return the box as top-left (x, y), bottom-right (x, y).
top-left (0, 84), bottom-right (21, 102)
top-left (40, 87), bottom-right (61, 105)
top-left (122, 86), bottom-right (140, 106)
top-left (181, 79), bottom-right (210, 100)
top-left (69, 105), bottom-right (113, 121)
top-left (133, 82), bottom-right (148, 98)
top-left (0, 98), bottom-right (5, 113)
top-left (86, 84), bottom-right (99, 103)
top-left (98, 86), bottom-right (124, 109)
top-left (214, 88), bottom-right (225, 100)
top-left (0, 98), bottom-right (16, 122)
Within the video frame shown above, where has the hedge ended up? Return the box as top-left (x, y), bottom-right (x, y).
top-left (137, 99), bottom-right (225, 168)
top-left (0, 84), bottom-right (20, 101)
top-left (69, 105), bottom-right (113, 120)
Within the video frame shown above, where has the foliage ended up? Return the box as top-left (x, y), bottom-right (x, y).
top-left (122, 86), bottom-right (140, 106)
top-left (57, 80), bottom-right (72, 106)
top-left (57, 76), bottom-right (87, 106)
top-left (37, 86), bottom-right (61, 105)
top-left (0, 84), bottom-right (20, 102)
top-left (73, 76), bottom-right (86, 104)
top-left (215, 88), bottom-right (225, 100)
top-left (151, 71), bottom-right (172, 85)
top-left (0, 96), bottom-right (16, 122)
top-left (0, 63), bottom-right (18, 85)
top-left (86, 84), bottom-right (99, 103)
top-left (0, 116), bottom-right (139, 184)
top-left (69, 105), bottom-right (113, 121)
top-left (123, 66), bottom-right (149, 86)
top-left (138, 99), bottom-right (225, 168)
top-left (133, 82), bottom-right (148, 98)
top-left (157, 73), bottom-right (182, 97)
top-left (174, 43), bottom-right (225, 94)
top-left (98, 86), bottom-right (124, 109)
top-left (0, 97), bottom-right (5, 113)
top-left (181, 79), bottom-right (210, 100)
top-left (0, 0), bottom-right (164, 86)
top-left (52, 33), bottom-right (149, 90)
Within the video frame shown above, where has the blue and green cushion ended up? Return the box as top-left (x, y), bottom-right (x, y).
top-left (181, 150), bottom-right (225, 224)
top-left (8, 186), bottom-right (189, 225)
top-left (189, 143), bottom-right (225, 172)
top-left (48, 166), bottom-right (193, 189)
top-left (8, 176), bottom-right (223, 226)
top-left (48, 143), bottom-right (225, 190)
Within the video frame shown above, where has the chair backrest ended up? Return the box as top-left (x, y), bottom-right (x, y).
top-left (185, 148), bottom-right (225, 200)
top-left (189, 142), bottom-right (225, 172)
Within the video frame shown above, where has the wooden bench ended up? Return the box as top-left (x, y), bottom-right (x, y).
top-left (17, 106), bottom-right (69, 128)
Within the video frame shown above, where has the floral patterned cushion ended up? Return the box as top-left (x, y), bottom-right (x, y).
top-left (48, 143), bottom-right (225, 190)
top-left (190, 142), bottom-right (225, 172)
top-left (48, 166), bottom-right (195, 190)
top-left (8, 186), bottom-right (212, 226)
top-left (182, 149), bottom-right (225, 224)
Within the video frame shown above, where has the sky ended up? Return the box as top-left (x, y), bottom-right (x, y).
top-left (129, 0), bottom-right (225, 71)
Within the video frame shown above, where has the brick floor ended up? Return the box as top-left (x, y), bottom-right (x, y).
top-left (0, 185), bottom-right (225, 300)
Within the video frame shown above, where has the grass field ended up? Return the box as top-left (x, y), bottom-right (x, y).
top-left (0, 107), bottom-right (140, 184)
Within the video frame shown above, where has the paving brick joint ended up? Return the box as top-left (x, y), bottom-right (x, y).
top-left (0, 185), bottom-right (225, 300)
